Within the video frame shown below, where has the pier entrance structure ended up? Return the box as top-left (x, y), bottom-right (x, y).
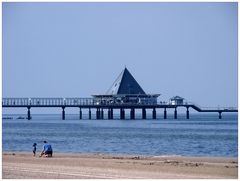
top-left (92, 67), bottom-right (160, 105)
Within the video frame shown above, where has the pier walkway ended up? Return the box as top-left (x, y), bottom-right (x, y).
top-left (2, 98), bottom-right (238, 120)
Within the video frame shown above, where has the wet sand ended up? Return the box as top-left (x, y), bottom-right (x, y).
top-left (2, 152), bottom-right (238, 179)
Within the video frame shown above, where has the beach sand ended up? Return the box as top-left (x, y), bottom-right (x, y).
top-left (2, 152), bottom-right (238, 179)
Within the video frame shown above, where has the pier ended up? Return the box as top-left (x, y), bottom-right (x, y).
top-left (2, 67), bottom-right (237, 120)
top-left (2, 97), bottom-right (237, 120)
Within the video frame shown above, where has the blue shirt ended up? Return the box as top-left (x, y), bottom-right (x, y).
top-left (43, 143), bottom-right (52, 152)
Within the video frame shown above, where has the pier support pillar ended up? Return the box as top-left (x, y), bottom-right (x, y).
top-left (164, 108), bottom-right (167, 119)
top-left (120, 109), bottom-right (122, 119)
top-left (79, 108), bottom-right (82, 120)
top-left (101, 108), bottom-right (104, 119)
top-left (174, 108), bottom-right (177, 119)
top-left (62, 107), bottom-right (65, 120)
top-left (96, 108), bottom-right (100, 119)
top-left (130, 108), bottom-right (135, 120)
top-left (142, 108), bottom-right (146, 119)
top-left (89, 108), bottom-right (91, 119)
top-left (120, 108), bottom-right (125, 120)
top-left (186, 107), bottom-right (189, 119)
top-left (219, 112), bottom-right (222, 119)
top-left (98, 109), bottom-right (100, 119)
top-left (108, 109), bottom-right (111, 119)
top-left (27, 107), bottom-right (31, 120)
top-left (111, 108), bottom-right (113, 119)
top-left (152, 108), bottom-right (156, 119)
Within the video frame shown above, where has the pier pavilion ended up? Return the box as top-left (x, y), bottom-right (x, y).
top-left (92, 67), bottom-right (160, 119)
top-left (92, 67), bottom-right (160, 105)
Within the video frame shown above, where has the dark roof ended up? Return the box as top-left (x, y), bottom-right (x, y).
top-left (93, 94), bottom-right (160, 98)
top-left (106, 67), bottom-right (146, 95)
top-left (170, 96), bottom-right (184, 100)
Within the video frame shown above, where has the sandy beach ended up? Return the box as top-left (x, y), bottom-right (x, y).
top-left (2, 152), bottom-right (238, 179)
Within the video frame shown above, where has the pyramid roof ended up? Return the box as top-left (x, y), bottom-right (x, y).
top-left (106, 68), bottom-right (146, 95)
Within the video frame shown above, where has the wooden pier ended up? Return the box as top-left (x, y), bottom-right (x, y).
top-left (2, 98), bottom-right (238, 120)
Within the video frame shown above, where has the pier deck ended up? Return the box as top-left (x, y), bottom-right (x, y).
top-left (2, 98), bottom-right (238, 120)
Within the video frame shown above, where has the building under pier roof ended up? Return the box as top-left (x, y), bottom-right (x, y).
top-left (170, 96), bottom-right (185, 105)
top-left (92, 67), bottom-right (160, 105)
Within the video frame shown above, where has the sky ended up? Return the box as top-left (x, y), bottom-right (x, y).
top-left (2, 2), bottom-right (238, 114)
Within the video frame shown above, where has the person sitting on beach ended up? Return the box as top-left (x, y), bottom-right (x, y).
top-left (32, 143), bottom-right (37, 157)
top-left (39, 141), bottom-right (53, 157)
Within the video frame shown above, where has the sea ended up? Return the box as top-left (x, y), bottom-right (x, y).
top-left (2, 113), bottom-right (238, 157)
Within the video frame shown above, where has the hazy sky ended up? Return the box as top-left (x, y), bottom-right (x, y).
top-left (3, 2), bottom-right (238, 111)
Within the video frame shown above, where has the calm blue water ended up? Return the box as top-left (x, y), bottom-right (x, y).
top-left (2, 113), bottom-right (238, 157)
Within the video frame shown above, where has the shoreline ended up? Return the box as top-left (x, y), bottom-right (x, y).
top-left (2, 150), bottom-right (238, 158)
top-left (3, 151), bottom-right (238, 179)
top-left (3, 150), bottom-right (238, 158)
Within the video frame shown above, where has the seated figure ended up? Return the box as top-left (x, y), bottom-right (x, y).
top-left (39, 141), bottom-right (53, 157)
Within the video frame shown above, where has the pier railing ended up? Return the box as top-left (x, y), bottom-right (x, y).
top-left (2, 98), bottom-right (159, 106)
top-left (2, 98), bottom-right (94, 106)
top-left (186, 102), bottom-right (237, 111)
top-left (2, 98), bottom-right (238, 111)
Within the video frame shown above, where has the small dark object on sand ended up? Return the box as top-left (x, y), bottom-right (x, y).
top-left (17, 116), bottom-right (25, 119)
top-left (132, 156), bottom-right (140, 160)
